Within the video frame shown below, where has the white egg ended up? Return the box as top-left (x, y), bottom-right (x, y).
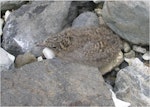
top-left (42, 47), bottom-right (55, 59)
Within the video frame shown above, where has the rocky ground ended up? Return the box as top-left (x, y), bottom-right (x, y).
top-left (0, 1), bottom-right (149, 106)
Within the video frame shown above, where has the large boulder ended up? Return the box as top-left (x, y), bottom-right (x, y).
top-left (1, 59), bottom-right (114, 106)
top-left (72, 11), bottom-right (99, 28)
top-left (102, 1), bottom-right (149, 45)
top-left (2, 1), bottom-right (71, 56)
top-left (114, 58), bottom-right (150, 106)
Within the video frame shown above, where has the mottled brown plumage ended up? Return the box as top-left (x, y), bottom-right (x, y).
top-left (41, 26), bottom-right (123, 68)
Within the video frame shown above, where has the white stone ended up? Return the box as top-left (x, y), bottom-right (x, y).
top-left (37, 56), bottom-right (43, 61)
top-left (142, 52), bottom-right (150, 60)
top-left (42, 47), bottom-right (55, 59)
top-left (114, 67), bottom-right (120, 72)
top-left (4, 10), bottom-right (11, 22)
top-left (133, 45), bottom-right (147, 54)
top-left (0, 18), bottom-right (4, 36)
top-left (0, 47), bottom-right (15, 71)
top-left (110, 89), bottom-right (131, 107)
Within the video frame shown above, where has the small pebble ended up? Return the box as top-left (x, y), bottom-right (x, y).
top-left (133, 45), bottom-right (147, 54)
top-left (15, 52), bottom-right (37, 68)
top-left (4, 10), bottom-right (11, 22)
top-left (142, 52), bottom-right (150, 60)
top-left (37, 56), bottom-right (43, 61)
top-left (124, 50), bottom-right (135, 58)
top-left (42, 47), bottom-right (55, 59)
top-left (94, 8), bottom-right (102, 16)
top-left (123, 42), bottom-right (131, 53)
top-left (114, 67), bottom-right (120, 72)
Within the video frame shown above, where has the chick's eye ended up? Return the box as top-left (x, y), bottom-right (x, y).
top-left (50, 44), bottom-right (56, 49)
top-left (52, 46), bottom-right (56, 49)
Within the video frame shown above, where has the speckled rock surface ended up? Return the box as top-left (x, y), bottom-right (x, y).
top-left (1, 59), bottom-right (114, 106)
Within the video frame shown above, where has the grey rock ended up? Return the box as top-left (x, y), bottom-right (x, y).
top-left (65, 1), bottom-right (96, 27)
top-left (102, 1), bottom-right (149, 45)
top-left (124, 50), bottom-right (135, 58)
top-left (133, 45), bottom-right (147, 54)
top-left (0, 0), bottom-right (27, 11)
top-left (1, 59), bottom-right (114, 106)
top-left (0, 47), bottom-right (15, 72)
top-left (114, 58), bottom-right (150, 106)
top-left (15, 52), bottom-right (37, 68)
top-left (2, 1), bottom-right (71, 56)
top-left (72, 11), bottom-right (99, 28)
